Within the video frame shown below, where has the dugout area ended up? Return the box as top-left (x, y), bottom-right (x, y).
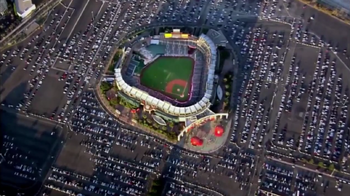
top-left (139, 56), bottom-right (194, 102)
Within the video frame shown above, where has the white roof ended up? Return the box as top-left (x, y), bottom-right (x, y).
top-left (150, 39), bottom-right (159, 45)
top-left (15, 0), bottom-right (34, 14)
top-left (115, 34), bottom-right (216, 117)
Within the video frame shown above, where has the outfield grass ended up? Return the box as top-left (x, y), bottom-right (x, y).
top-left (140, 56), bottom-right (194, 101)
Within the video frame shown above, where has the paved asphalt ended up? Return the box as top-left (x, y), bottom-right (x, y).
top-left (1, 0), bottom-right (350, 195)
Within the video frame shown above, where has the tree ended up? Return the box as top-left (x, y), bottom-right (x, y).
top-left (328, 163), bottom-right (335, 171)
top-left (153, 123), bottom-right (160, 129)
top-left (142, 114), bottom-right (147, 119)
top-left (133, 115), bottom-right (139, 120)
top-left (100, 81), bottom-right (112, 92)
top-left (146, 118), bottom-right (153, 125)
top-left (110, 98), bottom-right (118, 107)
top-left (309, 159), bottom-right (314, 164)
top-left (225, 92), bottom-right (230, 96)
top-left (168, 121), bottom-right (174, 128)
top-left (318, 161), bottom-right (324, 168)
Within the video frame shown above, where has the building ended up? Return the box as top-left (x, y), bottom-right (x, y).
top-left (0, 0), bottom-right (7, 15)
top-left (15, 0), bottom-right (36, 18)
top-left (114, 33), bottom-right (216, 118)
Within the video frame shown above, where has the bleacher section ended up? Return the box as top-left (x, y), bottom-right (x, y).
top-left (139, 48), bottom-right (154, 62)
top-left (146, 45), bottom-right (165, 56)
top-left (125, 56), bottom-right (140, 76)
top-left (133, 59), bottom-right (145, 75)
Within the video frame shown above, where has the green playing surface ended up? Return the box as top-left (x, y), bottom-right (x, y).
top-left (140, 56), bottom-right (194, 101)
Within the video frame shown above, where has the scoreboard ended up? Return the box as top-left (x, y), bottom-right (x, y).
top-left (163, 29), bottom-right (189, 39)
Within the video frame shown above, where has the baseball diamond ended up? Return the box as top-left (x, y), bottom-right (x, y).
top-left (140, 56), bottom-right (194, 102)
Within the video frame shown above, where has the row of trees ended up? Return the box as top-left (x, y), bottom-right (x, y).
top-left (303, 158), bottom-right (335, 171)
top-left (134, 115), bottom-right (177, 141)
top-left (117, 97), bottom-right (139, 109)
top-left (223, 72), bottom-right (233, 111)
top-left (147, 178), bottom-right (165, 196)
top-left (100, 81), bottom-right (112, 92)
top-left (108, 50), bottom-right (123, 72)
top-left (301, 0), bottom-right (350, 23)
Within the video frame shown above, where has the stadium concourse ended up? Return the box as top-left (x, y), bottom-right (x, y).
top-left (190, 126), bottom-right (225, 146)
top-left (182, 113), bottom-right (230, 154)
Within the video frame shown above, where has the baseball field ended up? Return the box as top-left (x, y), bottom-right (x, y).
top-left (140, 56), bottom-right (194, 102)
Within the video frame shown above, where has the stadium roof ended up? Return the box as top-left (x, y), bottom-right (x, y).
top-left (206, 29), bottom-right (228, 47)
top-left (115, 34), bottom-right (216, 117)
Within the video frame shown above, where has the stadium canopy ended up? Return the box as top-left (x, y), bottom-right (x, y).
top-left (214, 125), bottom-right (224, 137)
top-left (191, 137), bottom-right (203, 146)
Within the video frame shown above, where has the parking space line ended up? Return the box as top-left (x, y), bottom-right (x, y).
top-left (334, 52), bottom-right (350, 73)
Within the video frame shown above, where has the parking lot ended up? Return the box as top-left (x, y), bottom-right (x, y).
top-left (230, 21), bottom-right (293, 148)
top-left (0, 111), bottom-right (62, 195)
top-left (38, 88), bottom-right (260, 195)
top-left (1, 0), bottom-right (350, 195)
top-left (257, 159), bottom-right (350, 196)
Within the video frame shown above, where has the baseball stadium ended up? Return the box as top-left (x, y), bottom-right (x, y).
top-left (114, 29), bottom-right (230, 153)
